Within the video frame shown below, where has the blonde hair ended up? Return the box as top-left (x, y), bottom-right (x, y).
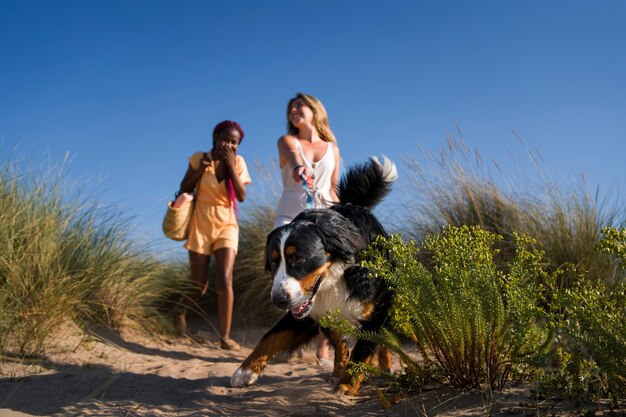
top-left (286, 92), bottom-right (337, 143)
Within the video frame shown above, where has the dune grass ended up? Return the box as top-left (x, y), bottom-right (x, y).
top-left (232, 203), bottom-right (281, 326)
top-left (399, 136), bottom-right (625, 288)
top-left (0, 157), bottom-right (186, 358)
top-left (232, 159), bottom-right (283, 326)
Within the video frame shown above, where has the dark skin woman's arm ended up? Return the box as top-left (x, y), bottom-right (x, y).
top-left (179, 153), bottom-right (211, 193)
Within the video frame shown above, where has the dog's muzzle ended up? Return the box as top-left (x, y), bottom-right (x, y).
top-left (271, 274), bottom-right (323, 319)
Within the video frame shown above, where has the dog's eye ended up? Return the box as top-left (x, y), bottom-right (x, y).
top-left (293, 257), bottom-right (305, 265)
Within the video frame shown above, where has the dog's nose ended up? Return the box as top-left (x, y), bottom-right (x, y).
top-left (271, 291), bottom-right (291, 310)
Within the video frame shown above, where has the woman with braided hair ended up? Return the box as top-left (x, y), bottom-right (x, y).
top-left (173, 120), bottom-right (251, 350)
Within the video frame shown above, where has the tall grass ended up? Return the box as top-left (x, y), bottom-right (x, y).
top-left (400, 136), bottom-right (625, 288)
top-left (0, 156), bottom-right (185, 357)
top-left (232, 203), bottom-right (281, 326)
top-left (232, 159), bottom-right (282, 326)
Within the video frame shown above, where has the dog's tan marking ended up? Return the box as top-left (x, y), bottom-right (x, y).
top-left (336, 347), bottom-right (379, 395)
top-left (327, 329), bottom-right (349, 378)
top-left (337, 371), bottom-right (366, 396)
top-left (239, 330), bottom-right (312, 375)
top-left (271, 249), bottom-right (279, 262)
top-left (300, 262), bottom-right (332, 293)
top-left (285, 245), bottom-right (297, 256)
top-left (360, 301), bottom-right (375, 320)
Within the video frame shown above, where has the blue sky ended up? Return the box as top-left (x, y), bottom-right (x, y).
top-left (1, 1), bottom-right (625, 257)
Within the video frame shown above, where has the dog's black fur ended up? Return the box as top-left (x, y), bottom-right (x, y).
top-left (231, 156), bottom-right (397, 395)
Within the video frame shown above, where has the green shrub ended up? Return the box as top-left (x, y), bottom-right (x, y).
top-left (546, 227), bottom-right (626, 400)
top-left (324, 226), bottom-right (555, 391)
top-left (597, 227), bottom-right (626, 269)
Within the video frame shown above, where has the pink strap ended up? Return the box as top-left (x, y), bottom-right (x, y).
top-left (226, 178), bottom-right (239, 219)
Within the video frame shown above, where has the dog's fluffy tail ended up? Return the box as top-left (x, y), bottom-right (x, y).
top-left (337, 155), bottom-right (398, 209)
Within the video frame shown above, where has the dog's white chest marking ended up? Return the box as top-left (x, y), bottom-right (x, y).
top-left (309, 264), bottom-right (364, 325)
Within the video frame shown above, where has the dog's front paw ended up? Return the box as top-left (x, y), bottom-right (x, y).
top-left (231, 366), bottom-right (259, 387)
top-left (336, 374), bottom-right (362, 396)
top-left (337, 382), bottom-right (361, 396)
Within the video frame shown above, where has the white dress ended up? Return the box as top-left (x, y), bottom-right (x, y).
top-left (274, 140), bottom-right (336, 229)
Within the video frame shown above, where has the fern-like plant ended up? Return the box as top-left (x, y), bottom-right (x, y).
top-left (324, 225), bottom-right (555, 391)
top-left (547, 227), bottom-right (626, 400)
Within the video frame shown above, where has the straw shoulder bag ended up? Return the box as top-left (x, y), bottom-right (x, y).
top-left (163, 153), bottom-right (210, 241)
top-left (162, 191), bottom-right (195, 241)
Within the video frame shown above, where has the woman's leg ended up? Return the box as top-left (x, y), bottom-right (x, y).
top-left (174, 250), bottom-right (212, 336)
top-left (213, 247), bottom-right (239, 349)
top-left (316, 332), bottom-right (331, 364)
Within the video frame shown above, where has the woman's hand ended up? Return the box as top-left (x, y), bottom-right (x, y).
top-left (215, 143), bottom-right (237, 173)
top-left (292, 165), bottom-right (309, 182)
top-left (181, 154), bottom-right (210, 193)
top-left (199, 153), bottom-right (212, 170)
top-left (221, 144), bottom-right (237, 168)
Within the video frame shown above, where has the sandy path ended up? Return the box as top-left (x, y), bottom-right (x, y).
top-left (0, 325), bottom-right (382, 416)
top-left (1, 324), bottom-right (621, 416)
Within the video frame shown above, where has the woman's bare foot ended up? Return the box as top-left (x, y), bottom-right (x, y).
top-left (173, 312), bottom-right (187, 337)
top-left (220, 337), bottom-right (241, 351)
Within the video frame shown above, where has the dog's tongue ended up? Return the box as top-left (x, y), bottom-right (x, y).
top-left (291, 300), bottom-right (309, 315)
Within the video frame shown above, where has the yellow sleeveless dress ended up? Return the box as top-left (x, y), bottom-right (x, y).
top-left (184, 152), bottom-right (251, 255)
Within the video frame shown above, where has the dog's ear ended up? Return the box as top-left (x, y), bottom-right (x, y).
top-left (294, 210), bottom-right (365, 262)
top-left (313, 217), bottom-right (364, 262)
top-left (264, 249), bottom-right (271, 274)
top-left (264, 228), bottom-right (281, 273)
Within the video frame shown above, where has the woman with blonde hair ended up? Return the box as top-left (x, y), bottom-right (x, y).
top-left (274, 92), bottom-right (341, 228)
top-left (274, 92), bottom-right (341, 365)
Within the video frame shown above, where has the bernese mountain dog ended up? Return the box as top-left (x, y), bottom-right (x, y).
top-left (231, 156), bottom-right (398, 395)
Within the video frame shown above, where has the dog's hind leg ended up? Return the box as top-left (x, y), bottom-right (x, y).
top-left (231, 314), bottom-right (318, 387)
